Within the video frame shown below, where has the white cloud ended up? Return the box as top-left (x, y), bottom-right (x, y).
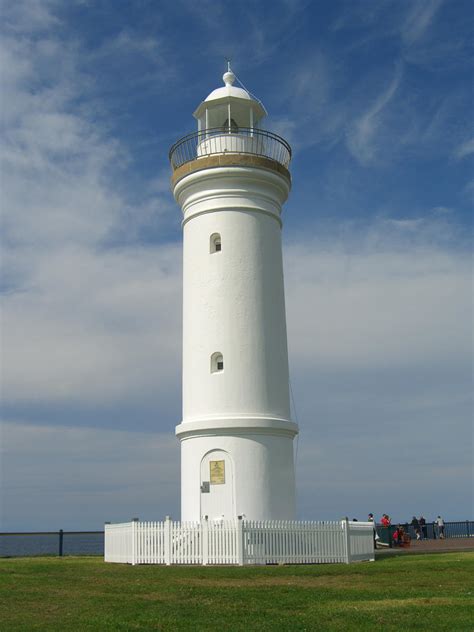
top-left (1, 0), bottom-right (180, 413)
top-left (454, 137), bottom-right (474, 160)
top-left (284, 212), bottom-right (472, 371)
top-left (1, 0), bottom-right (60, 34)
top-left (2, 244), bottom-right (182, 406)
top-left (285, 241), bottom-right (470, 370)
top-left (1, 421), bottom-right (180, 530)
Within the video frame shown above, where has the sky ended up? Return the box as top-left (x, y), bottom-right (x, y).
top-left (1, 0), bottom-right (472, 531)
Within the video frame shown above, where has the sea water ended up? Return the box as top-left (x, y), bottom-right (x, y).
top-left (0, 532), bottom-right (104, 557)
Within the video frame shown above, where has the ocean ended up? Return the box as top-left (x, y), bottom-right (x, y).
top-left (0, 532), bottom-right (104, 557)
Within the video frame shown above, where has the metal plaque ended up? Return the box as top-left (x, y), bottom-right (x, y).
top-left (200, 481), bottom-right (210, 493)
top-left (209, 460), bottom-right (225, 485)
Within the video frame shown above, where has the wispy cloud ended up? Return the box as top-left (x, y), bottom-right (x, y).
top-left (454, 137), bottom-right (474, 160)
top-left (270, 50), bottom-right (347, 152)
top-left (331, 0), bottom-right (444, 49)
top-left (401, 0), bottom-right (444, 46)
top-left (2, 0), bottom-right (60, 34)
top-left (346, 64), bottom-right (403, 165)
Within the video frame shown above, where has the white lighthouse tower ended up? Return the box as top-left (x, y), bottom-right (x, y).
top-left (170, 66), bottom-right (298, 522)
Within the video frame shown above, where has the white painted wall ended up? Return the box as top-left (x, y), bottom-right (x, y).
top-left (174, 165), bottom-right (298, 521)
top-left (180, 432), bottom-right (297, 521)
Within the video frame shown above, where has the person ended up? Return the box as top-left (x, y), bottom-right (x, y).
top-left (436, 515), bottom-right (445, 539)
top-left (411, 516), bottom-right (420, 540)
top-left (419, 515), bottom-right (427, 539)
top-left (381, 514), bottom-right (391, 527)
top-left (399, 525), bottom-right (406, 546)
top-left (368, 513), bottom-right (378, 547)
top-left (392, 526), bottom-right (400, 546)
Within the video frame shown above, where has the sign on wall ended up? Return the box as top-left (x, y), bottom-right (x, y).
top-left (209, 460), bottom-right (225, 484)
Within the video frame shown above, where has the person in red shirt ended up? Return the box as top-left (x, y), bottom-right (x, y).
top-left (392, 527), bottom-right (399, 546)
top-left (381, 514), bottom-right (391, 527)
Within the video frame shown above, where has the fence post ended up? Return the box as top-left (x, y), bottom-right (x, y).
top-left (237, 516), bottom-right (244, 566)
top-left (164, 516), bottom-right (172, 566)
top-left (466, 521), bottom-right (470, 537)
top-left (58, 529), bottom-right (64, 557)
top-left (131, 518), bottom-right (139, 566)
top-left (103, 523), bottom-right (110, 562)
top-left (343, 517), bottom-right (351, 564)
top-left (202, 517), bottom-right (209, 566)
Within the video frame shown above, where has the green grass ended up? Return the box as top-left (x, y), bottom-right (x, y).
top-left (0, 553), bottom-right (473, 631)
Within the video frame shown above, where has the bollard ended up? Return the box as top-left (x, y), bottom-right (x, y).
top-left (59, 529), bottom-right (64, 557)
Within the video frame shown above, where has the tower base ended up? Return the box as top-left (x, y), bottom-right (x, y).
top-left (176, 417), bottom-right (298, 522)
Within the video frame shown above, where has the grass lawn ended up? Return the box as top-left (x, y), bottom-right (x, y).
top-left (0, 553), bottom-right (473, 631)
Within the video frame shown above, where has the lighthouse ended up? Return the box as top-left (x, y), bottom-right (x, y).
top-left (170, 65), bottom-right (298, 522)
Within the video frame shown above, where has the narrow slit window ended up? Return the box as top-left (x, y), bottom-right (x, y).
top-left (210, 233), bottom-right (221, 253)
top-left (211, 352), bottom-right (224, 373)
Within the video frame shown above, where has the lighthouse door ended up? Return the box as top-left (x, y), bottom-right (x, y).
top-left (200, 450), bottom-right (234, 520)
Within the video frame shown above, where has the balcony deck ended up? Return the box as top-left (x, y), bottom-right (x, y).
top-left (169, 128), bottom-right (291, 185)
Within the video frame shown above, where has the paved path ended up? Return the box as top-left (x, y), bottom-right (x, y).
top-left (376, 537), bottom-right (474, 556)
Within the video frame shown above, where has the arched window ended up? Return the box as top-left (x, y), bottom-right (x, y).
top-left (210, 233), bottom-right (221, 253)
top-left (211, 352), bottom-right (224, 373)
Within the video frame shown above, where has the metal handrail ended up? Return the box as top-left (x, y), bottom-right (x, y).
top-left (169, 127), bottom-right (292, 171)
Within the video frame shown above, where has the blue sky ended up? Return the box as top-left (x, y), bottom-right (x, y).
top-left (1, 0), bottom-right (472, 530)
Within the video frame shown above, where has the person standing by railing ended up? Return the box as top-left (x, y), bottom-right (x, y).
top-left (368, 513), bottom-right (378, 548)
top-left (436, 515), bottom-right (445, 539)
top-left (419, 515), bottom-right (427, 539)
top-left (381, 514), bottom-right (391, 527)
top-left (411, 516), bottom-right (421, 540)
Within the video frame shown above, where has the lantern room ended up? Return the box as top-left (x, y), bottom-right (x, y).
top-left (193, 64), bottom-right (267, 133)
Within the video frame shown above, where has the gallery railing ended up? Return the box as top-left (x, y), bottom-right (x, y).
top-left (169, 127), bottom-right (292, 171)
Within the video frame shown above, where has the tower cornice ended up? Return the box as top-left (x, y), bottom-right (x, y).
top-left (173, 165), bottom-right (291, 226)
top-left (176, 417), bottom-right (299, 440)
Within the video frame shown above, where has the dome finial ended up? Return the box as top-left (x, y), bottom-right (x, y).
top-left (223, 59), bottom-right (235, 87)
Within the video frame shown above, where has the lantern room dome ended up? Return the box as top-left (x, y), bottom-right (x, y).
top-left (204, 85), bottom-right (253, 102)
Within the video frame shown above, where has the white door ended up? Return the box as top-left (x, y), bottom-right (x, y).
top-left (200, 450), bottom-right (234, 520)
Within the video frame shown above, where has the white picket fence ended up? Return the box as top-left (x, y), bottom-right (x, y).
top-left (105, 518), bottom-right (374, 565)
